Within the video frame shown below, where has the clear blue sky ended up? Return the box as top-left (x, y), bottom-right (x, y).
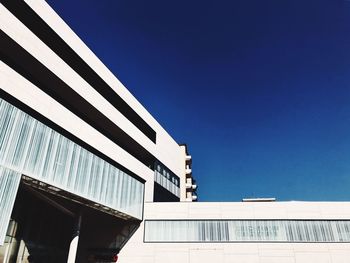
top-left (47, 0), bottom-right (350, 201)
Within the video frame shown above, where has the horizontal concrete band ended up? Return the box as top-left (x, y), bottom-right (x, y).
top-left (0, 0), bottom-right (156, 143)
top-left (0, 29), bottom-right (156, 169)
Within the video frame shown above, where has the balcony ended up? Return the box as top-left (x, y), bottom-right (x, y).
top-left (192, 194), bottom-right (198, 201)
top-left (192, 184), bottom-right (197, 190)
top-left (185, 168), bottom-right (192, 175)
top-left (185, 155), bottom-right (192, 162)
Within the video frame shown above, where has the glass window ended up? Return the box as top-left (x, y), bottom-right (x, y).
top-left (144, 220), bottom-right (350, 243)
top-left (0, 98), bottom-right (144, 220)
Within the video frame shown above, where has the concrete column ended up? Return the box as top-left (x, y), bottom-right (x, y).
top-left (67, 213), bottom-right (82, 263)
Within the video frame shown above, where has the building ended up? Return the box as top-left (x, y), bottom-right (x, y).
top-left (0, 0), bottom-right (191, 262)
top-left (0, 1), bottom-right (349, 263)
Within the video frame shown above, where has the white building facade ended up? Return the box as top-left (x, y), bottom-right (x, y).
top-left (0, 0), bottom-right (189, 262)
top-left (0, 1), bottom-right (349, 263)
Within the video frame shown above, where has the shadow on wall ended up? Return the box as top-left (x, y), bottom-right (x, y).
top-left (0, 184), bottom-right (140, 263)
top-left (0, 184), bottom-right (74, 263)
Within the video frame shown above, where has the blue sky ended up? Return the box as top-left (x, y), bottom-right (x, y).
top-left (47, 0), bottom-right (350, 201)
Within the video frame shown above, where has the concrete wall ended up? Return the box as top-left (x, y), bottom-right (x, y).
top-left (179, 146), bottom-right (187, 201)
top-left (119, 202), bottom-right (350, 263)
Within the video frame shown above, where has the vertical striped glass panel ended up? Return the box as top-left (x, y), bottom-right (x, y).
top-left (0, 98), bottom-right (144, 219)
top-left (154, 163), bottom-right (180, 198)
top-left (0, 166), bottom-right (21, 245)
top-left (144, 220), bottom-right (350, 243)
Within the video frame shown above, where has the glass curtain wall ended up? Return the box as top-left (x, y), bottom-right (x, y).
top-left (0, 167), bottom-right (21, 245)
top-left (0, 98), bottom-right (144, 221)
top-left (145, 220), bottom-right (350, 243)
top-left (154, 162), bottom-right (180, 197)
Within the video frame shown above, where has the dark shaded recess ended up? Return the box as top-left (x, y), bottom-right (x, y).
top-left (76, 205), bottom-right (140, 263)
top-left (153, 182), bottom-right (180, 202)
top-left (0, 29), bottom-right (154, 171)
top-left (10, 185), bottom-right (76, 263)
top-left (10, 184), bottom-right (140, 263)
top-left (0, 0), bottom-right (156, 143)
